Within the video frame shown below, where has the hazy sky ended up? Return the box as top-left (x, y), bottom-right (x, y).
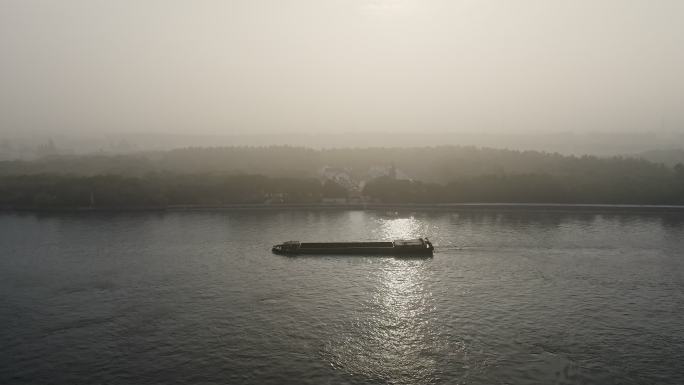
top-left (1, 0), bottom-right (682, 135)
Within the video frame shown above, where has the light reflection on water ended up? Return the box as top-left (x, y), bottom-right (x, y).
top-left (324, 259), bottom-right (443, 384)
top-left (374, 215), bottom-right (434, 241)
top-left (324, 216), bottom-right (449, 384)
top-left (379, 216), bottom-right (422, 239)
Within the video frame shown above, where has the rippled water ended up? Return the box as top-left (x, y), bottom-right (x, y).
top-left (1, 210), bottom-right (684, 385)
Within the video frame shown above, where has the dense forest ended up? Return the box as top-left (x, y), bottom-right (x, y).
top-left (1, 145), bottom-right (680, 182)
top-left (0, 174), bottom-right (329, 208)
top-left (1, 146), bottom-right (683, 208)
top-left (364, 170), bottom-right (684, 205)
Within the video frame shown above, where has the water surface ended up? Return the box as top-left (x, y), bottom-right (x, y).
top-left (1, 210), bottom-right (683, 384)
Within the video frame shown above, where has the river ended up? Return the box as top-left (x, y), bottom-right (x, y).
top-left (1, 210), bottom-right (683, 384)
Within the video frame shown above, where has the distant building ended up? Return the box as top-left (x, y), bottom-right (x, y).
top-left (318, 166), bottom-right (358, 191)
top-left (366, 165), bottom-right (411, 181)
top-left (264, 192), bottom-right (285, 204)
top-left (36, 138), bottom-right (58, 157)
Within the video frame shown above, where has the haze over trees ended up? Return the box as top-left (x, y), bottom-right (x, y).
top-left (1, 146), bottom-right (683, 208)
top-left (0, 146), bottom-right (677, 182)
top-left (2, 132), bottom-right (684, 160)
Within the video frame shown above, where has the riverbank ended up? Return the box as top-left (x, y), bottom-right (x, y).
top-left (4, 202), bottom-right (684, 214)
top-left (172, 203), bottom-right (684, 214)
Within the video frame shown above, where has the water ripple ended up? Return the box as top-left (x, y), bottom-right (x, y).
top-left (1, 210), bottom-right (683, 384)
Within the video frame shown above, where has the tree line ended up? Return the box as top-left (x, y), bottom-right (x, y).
top-left (0, 174), bottom-right (329, 209)
top-left (1, 146), bottom-right (684, 208)
top-left (1, 145), bottom-right (679, 184)
top-left (1, 166), bottom-right (683, 209)
top-left (363, 168), bottom-right (684, 205)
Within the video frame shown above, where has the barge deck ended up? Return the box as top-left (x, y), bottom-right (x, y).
top-left (272, 238), bottom-right (434, 256)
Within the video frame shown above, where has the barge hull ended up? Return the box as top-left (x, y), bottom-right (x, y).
top-left (272, 238), bottom-right (434, 256)
top-left (289, 248), bottom-right (431, 255)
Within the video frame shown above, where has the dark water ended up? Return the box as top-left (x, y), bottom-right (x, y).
top-left (1, 210), bottom-right (684, 385)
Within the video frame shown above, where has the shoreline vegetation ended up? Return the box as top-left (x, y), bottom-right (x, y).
top-left (3, 203), bottom-right (684, 214)
top-left (1, 146), bottom-right (683, 210)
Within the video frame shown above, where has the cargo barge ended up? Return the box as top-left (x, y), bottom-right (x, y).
top-left (272, 238), bottom-right (434, 256)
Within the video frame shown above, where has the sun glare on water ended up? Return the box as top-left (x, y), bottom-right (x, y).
top-left (324, 214), bottom-right (441, 384)
top-left (377, 216), bottom-right (424, 240)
